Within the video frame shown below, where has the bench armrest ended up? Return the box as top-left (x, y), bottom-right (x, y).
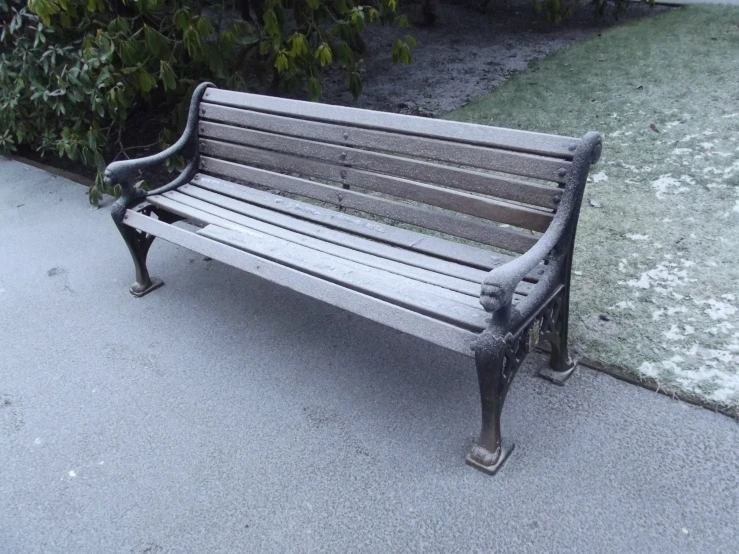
top-left (103, 82), bottom-right (214, 192)
top-left (480, 131), bottom-right (602, 314)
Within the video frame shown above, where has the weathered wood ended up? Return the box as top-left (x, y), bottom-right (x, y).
top-left (158, 189), bottom-right (489, 282)
top-left (199, 157), bottom-right (538, 254)
top-left (150, 190), bottom-right (536, 296)
top-left (125, 208), bottom-right (489, 326)
top-left (199, 108), bottom-right (570, 183)
top-left (156, 190), bottom-right (535, 297)
top-left (199, 119), bottom-right (569, 184)
top-left (199, 138), bottom-right (554, 231)
top-left (186, 175), bottom-right (517, 269)
top-left (122, 210), bottom-right (480, 356)
top-left (199, 124), bottom-right (558, 209)
top-left (149, 193), bottom-right (483, 296)
top-left (197, 224), bottom-right (493, 318)
top-left (201, 89), bottom-right (580, 159)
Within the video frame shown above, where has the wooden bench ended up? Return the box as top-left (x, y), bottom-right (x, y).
top-left (105, 83), bottom-right (602, 475)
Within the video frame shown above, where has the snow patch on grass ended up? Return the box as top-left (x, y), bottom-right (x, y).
top-left (652, 174), bottom-right (694, 198)
top-left (695, 298), bottom-right (738, 320)
top-left (589, 171), bottom-right (609, 183)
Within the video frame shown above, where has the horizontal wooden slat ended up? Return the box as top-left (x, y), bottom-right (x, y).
top-left (197, 224), bottom-right (493, 323)
top-left (200, 121), bottom-right (557, 209)
top-left (154, 189), bottom-right (537, 296)
top-left (159, 189), bottom-right (489, 283)
top-left (199, 157), bottom-right (538, 254)
top-left (199, 138), bottom-right (553, 232)
top-left (201, 88), bottom-right (580, 159)
top-left (148, 194), bottom-right (483, 297)
top-left (186, 175), bottom-right (518, 270)
top-left (122, 210), bottom-right (479, 356)
top-left (201, 106), bottom-right (569, 184)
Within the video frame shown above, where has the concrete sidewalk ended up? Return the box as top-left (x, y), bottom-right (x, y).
top-left (1, 158), bottom-right (737, 553)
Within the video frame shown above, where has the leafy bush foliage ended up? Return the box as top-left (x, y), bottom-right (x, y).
top-left (257, 0), bottom-right (415, 99)
top-left (0, 0), bottom-right (413, 204)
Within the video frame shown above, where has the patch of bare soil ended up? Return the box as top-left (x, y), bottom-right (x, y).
top-left (321, 0), bottom-right (667, 116)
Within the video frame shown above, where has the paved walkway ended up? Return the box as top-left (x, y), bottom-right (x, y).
top-left (1, 158), bottom-right (738, 553)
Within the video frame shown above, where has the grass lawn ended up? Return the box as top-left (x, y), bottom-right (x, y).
top-left (447, 6), bottom-right (739, 413)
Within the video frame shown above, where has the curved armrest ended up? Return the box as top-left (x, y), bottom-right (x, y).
top-left (103, 82), bottom-right (214, 190)
top-left (480, 131), bottom-right (602, 313)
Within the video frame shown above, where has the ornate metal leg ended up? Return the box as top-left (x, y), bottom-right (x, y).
top-left (538, 289), bottom-right (577, 385)
top-left (466, 334), bottom-right (515, 475)
top-left (115, 222), bottom-right (163, 297)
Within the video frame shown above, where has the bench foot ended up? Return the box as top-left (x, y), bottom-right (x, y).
top-left (130, 277), bottom-right (164, 298)
top-left (541, 289), bottom-right (576, 385)
top-left (466, 439), bottom-right (515, 475)
top-left (114, 215), bottom-right (160, 299)
top-left (470, 331), bottom-right (518, 476)
top-left (538, 359), bottom-right (577, 385)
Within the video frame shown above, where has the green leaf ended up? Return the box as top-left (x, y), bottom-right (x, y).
top-left (113, 183), bottom-right (122, 198)
top-left (306, 0), bottom-right (319, 8)
top-left (144, 25), bottom-right (170, 60)
top-left (315, 43), bottom-right (333, 67)
top-left (307, 77), bottom-right (322, 101)
top-left (174, 9), bottom-right (191, 32)
top-left (183, 26), bottom-right (202, 58)
top-left (400, 44), bottom-right (411, 65)
top-left (138, 70), bottom-right (156, 92)
top-left (88, 186), bottom-right (103, 206)
top-left (336, 41), bottom-right (354, 67)
top-left (290, 33), bottom-right (308, 58)
top-left (348, 72), bottom-right (362, 98)
top-left (159, 61), bottom-right (177, 91)
top-left (392, 38), bottom-right (402, 63)
top-left (405, 35), bottom-right (417, 48)
top-left (196, 16), bottom-right (215, 38)
top-left (351, 9), bottom-right (365, 32)
top-left (275, 52), bottom-right (289, 73)
top-left (263, 10), bottom-right (280, 37)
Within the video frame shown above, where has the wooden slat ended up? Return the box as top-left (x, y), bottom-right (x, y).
top-left (122, 210), bottom-right (479, 356)
top-left (196, 224), bottom-right (491, 319)
top-left (149, 194), bottom-right (484, 297)
top-left (199, 117), bottom-right (569, 184)
top-left (199, 118), bottom-right (558, 209)
top-left (199, 224), bottom-right (488, 313)
top-left (158, 189), bottom-right (490, 283)
top-left (199, 157), bottom-right (538, 254)
top-left (201, 89), bottom-right (580, 159)
top-left (156, 190), bottom-right (536, 295)
top-left (186, 175), bottom-right (513, 270)
top-left (125, 208), bottom-right (487, 327)
top-left (199, 138), bottom-right (554, 232)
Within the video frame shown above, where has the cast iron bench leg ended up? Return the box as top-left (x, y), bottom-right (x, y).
top-left (466, 334), bottom-right (515, 475)
top-left (113, 219), bottom-right (163, 298)
top-left (539, 287), bottom-right (577, 385)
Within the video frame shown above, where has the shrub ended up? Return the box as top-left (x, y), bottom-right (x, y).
top-left (0, 0), bottom-right (414, 204)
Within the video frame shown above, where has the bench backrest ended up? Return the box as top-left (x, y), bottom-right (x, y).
top-left (196, 88), bottom-right (583, 255)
